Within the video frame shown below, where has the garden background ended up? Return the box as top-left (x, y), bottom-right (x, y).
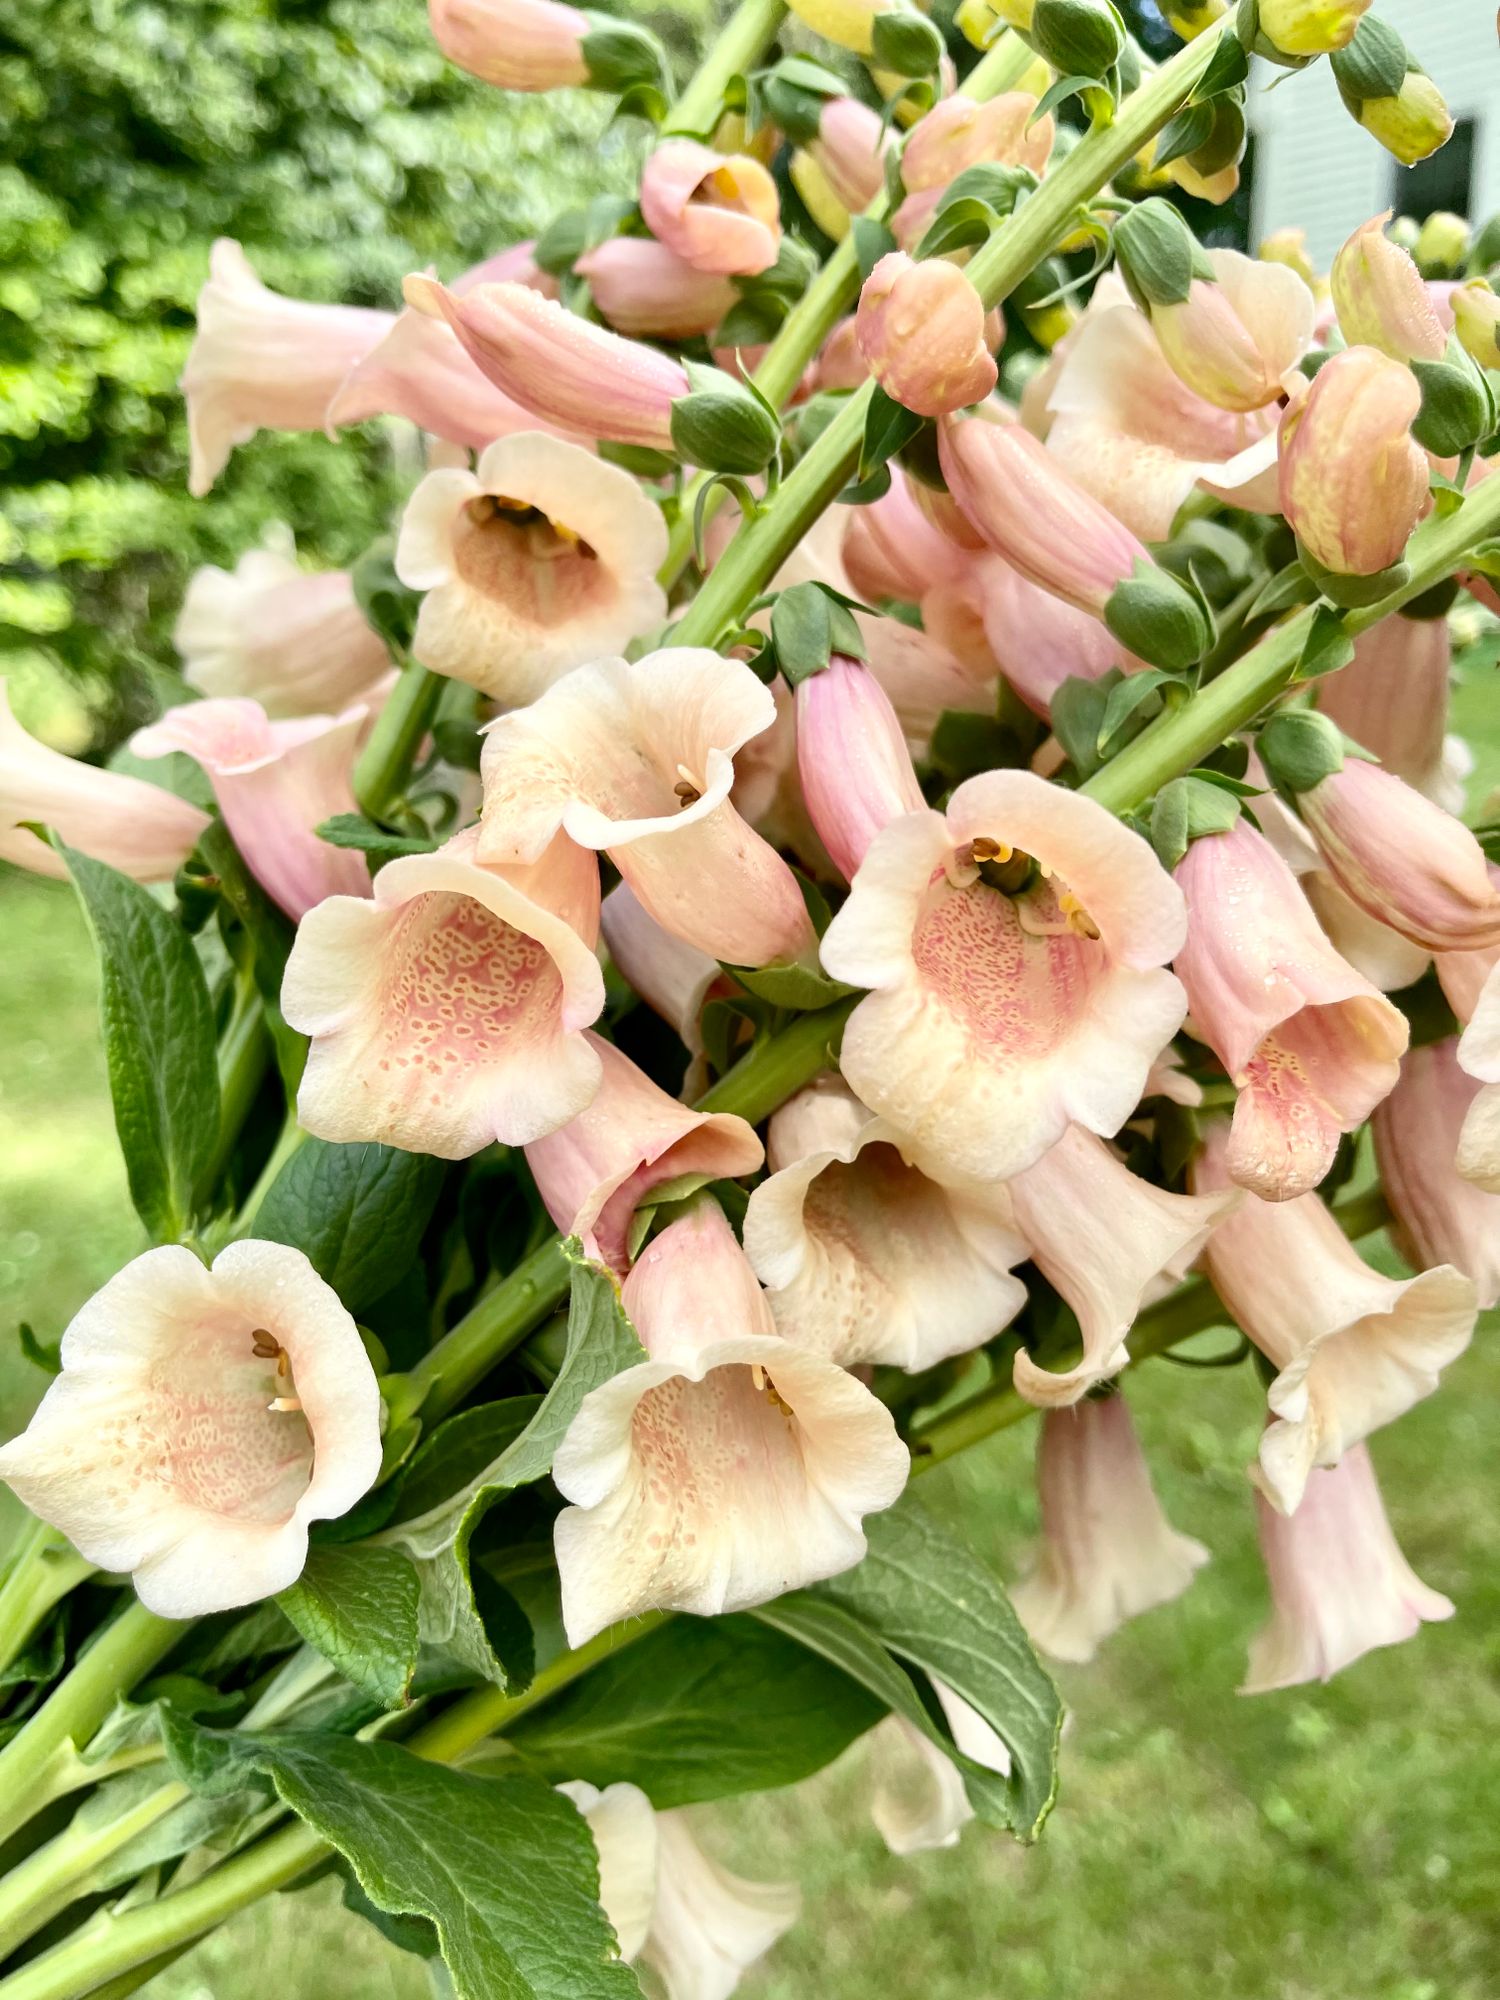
top-left (1, 1), bottom-right (1498, 1993)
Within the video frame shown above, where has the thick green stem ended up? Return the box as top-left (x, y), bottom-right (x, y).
top-left (0, 1520), bottom-right (94, 1682)
top-left (0, 1780), bottom-right (190, 1960)
top-left (196, 984), bottom-right (271, 1204)
top-left (661, 0), bottom-right (787, 139)
top-left (351, 659), bottom-right (443, 822)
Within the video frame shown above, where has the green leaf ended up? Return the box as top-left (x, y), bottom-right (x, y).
top-left (391, 1399), bottom-right (543, 1525)
top-left (508, 1613), bottom-right (883, 1804)
top-left (722, 957), bottom-right (856, 1012)
top-left (199, 821), bottom-right (305, 1094)
top-left (859, 385), bottom-right (926, 483)
top-left (1295, 605), bottom-right (1357, 681)
top-left (253, 1139), bottom-right (445, 1318)
top-left (1097, 668), bottom-right (1183, 754)
top-left (317, 813), bottom-right (438, 858)
top-left (1050, 670), bottom-right (1121, 780)
top-left (278, 1545), bottom-right (423, 1710)
top-left (161, 1721), bottom-right (641, 2000)
top-left (814, 1495), bottom-right (1061, 1840)
top-left (61, 841), bottom-right (220, 1242)
top-left (927, 709), bottom-right (1027, 785)
top-left (850, 215), bottom-right (898, 282)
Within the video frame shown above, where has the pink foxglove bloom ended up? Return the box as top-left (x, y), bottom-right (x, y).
top-left (855, 254), bottom-right (997, 418)
top-left (477, 649), bottom-right (817, 969)
top-left (525, 1034), bottom-right (763, 1274)
top-left (577, 238), bottom-right (737, 339)
top-left (599, 882), bottom-right (731, 1073)
top-left (840, 464), bottom-right (969, 605)
top-left (801, 97), bottom-right (888, 218)
top-left (183, 240), bottom-right (392, 495)
top-left (0, 1241), bottom-right (380, 1618)
top-left (282, 825), bottom-right (603, 1157)
top-left (428, 0), bottom-right (589, 89)
top-left (131, 698), bottom-right (369, 920)
top-left (174, 541), bottom-right (390, 718)
top-left (1278, 347), bottom-right (1428, 576)
top-left (1330, 211), bottom-right (1447, 363)
top-left (1173, 819), bottom-right (1408, 1201)
top-left (1011, 1393), bottom-right (1209, 1665)
top-left (1373, 1039), bottom-right (1500, 1308)
top-left (394, 432), bottom-right (667, 704)
top-left (551, 1201), bottom-right (909, 1644)
top-left (972, 555), bottom-right (1124, 718)
top-left (1296, 757), bottom-right (1500, 953)
top-left (1192, 1123), bottom-right (1475, 1514)
top-left (819, 769), bottom-right (1188, 1183)
top-left (326, 298), bottom-right (565, 451)
top-left (1455, 962), bottom-right (1500, 1192)
top-left (1149, 250), bottom-right (1316, 413)
top-left (742, 1075), bottom-right (1027, 1371)
top-left (561, 1781), bottom-right (799, 2000)
top-left (1316, 611), bottom-right (1462, 812)
top-left (867, 1681), bottom-right (1011, 1856)
top-left (0, 680), bottom-right (209, 883)
top-left (1242, 1444), bottom-right (1451, 1694)
top-left (892, 91), bottom-right (1053, 248)
top-left (640, 141), bottom-right (781, 278)
top-left (795, 654), bottom-right (925, 884)
top-left (404, 277), bottom-right (688, 452)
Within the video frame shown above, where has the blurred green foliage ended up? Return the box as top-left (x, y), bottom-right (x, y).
top-left (0, 0), bottom-right (713, 737)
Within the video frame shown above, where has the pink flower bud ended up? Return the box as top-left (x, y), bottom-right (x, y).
top-left (855, 253), bottom-right (997, 419)
top-left (811, 315), bottom-right (869, 393)
top-left (576, 237), bottom-right (736, 339)
top-left (809, 97), bottom-right (889, 214)
top-left (1330, 212), bottom-right (1447, 364)
top-left (892, 91), bottom-right (1053, 246)
top-left (428, 0), bottom-right (589, 90)
top-left (404, 276), bottom-right (688, 452)
top-left (1150, 252), bottom-right (1316, 413)
top-left (1277, 347), bottom-right (1428, 577)
top-left (1373, 1038), bottom-right (1500, 1310)
top-left (841, 464), bottom-right (970, 603)
top-left (640, 141), bottom-right (781, 279)
top-left (973, 556), bottom-right (1123, 718)
top-left (795, 655), bottom-right (925, 884)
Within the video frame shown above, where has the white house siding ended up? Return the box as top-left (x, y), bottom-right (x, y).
top-left (1247, 0), bottom-right (1500, 266)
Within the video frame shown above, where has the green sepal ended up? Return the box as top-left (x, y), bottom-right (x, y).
top-left (1112, 197), bottom-right (1216, 312)
top-left (768, 578), bottom-right (870, 687)
top-left (1295, 542), bottom-right (1412, 610)
top-left (669, 359), bottom-right (781, 475)
top-left (1294, 604), bottom-right (1356, 681)
top-left (870, 6), bottom-right (944, 78)
top-left (1029, 0), bottom-right (1126, 82)
top-left (1103, 558), bottom-right (1214, 672)
top-left (860, 383), bottom-right (926, 479)
top-left (1329, 14), bottom-right (1411, 105)
top-left (1410, 340), bottom-right (1496, 458)
top-left (351, 537), bottom-right (419, 658)
top-left (579, 13), bottom-right (669, 95)
top-left (1258, 707), bottom-right (1347, 795)
top-left (1148, 772), bottom-right (1243, 871)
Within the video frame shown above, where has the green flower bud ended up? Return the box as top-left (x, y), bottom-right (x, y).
top-left (1103, 559), bottom-right (1214, 672)
top-left (1256, 0), bottom-right (1370, 59)
top-left (1258, 708), bottom-right (1347, 796)
top-left (870, 6), bottom-right (945, 77)
top-left (1331, 19), bottom-right (1453, 166)
top-left (1409, 338), bottom-right (1496, 458)
top-left (1414, 211), bottom-right (1470, 278)
top-left (1029, 0), bottom-right (1126, 81)
top-left (1112, 198), bottom-right (1215, 311)
top-left (579, 14), bottom-right (669, 93)
top-left (669, 362), bottom-right (781, 475)
top-left (1453, 279), bottom-right (1500, 369)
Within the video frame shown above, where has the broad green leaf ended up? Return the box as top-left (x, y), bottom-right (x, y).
top-left (391, 1399), bottom-right (542, 1524)
top-left (199, 821), bottom-right (305, 1093)
top-left (278, 1545), bottom-right (423, 1709)
top-left (814, 1494), bottom-right (1061, 1839)
top-left (161, 1720), bottom-right (641, 2000)
top-left (317, 813), bottom-right (438, 859)
top-left (509, 1613), bottom-right (883, 1804)
top-left (859, 383), bottom-right (924, 482)
top-left (61, 841), bottom-right (220, 1242)
top-left (253, 1139), bottom-right (445, 1317)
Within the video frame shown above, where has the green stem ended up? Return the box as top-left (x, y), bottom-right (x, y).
top-left (352, 659), bottom-right (443, 822)
top-left (231, 1114), bottom-right (308, 1235)
top-left (197, 984), bottom-right (271, 1203)
top-left (0, 1779), bottom-right (190, 1961)
top-left (661, 0), bottom-right (787, 138)
top-left (0, 1520), bottom-right (94, 1681)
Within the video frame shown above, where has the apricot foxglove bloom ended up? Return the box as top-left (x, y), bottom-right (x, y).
top-left (477, 649), bottom-right (817, 968)
top-left (971, 556), bottom-right (1123, 718)
top-left (1192, 1123), bottom-right (1475, 1514)
top-left (1011, 1392), bottom-right (1209, 1665)
top-left (282, 825), bottom-right (603, 1157)
top-left (818, 769), bottom-right (1188, 1184)
top-left (640, 141), bottom-right (781, 278)
top-left (0, 680), bottom-right (209, 883)
top-left (840, 464), bottom-right (970, 605)
top-left (794, 654), bottom-right (925, 884)
top-left (428, 0), bottom-right (590, 90)
top-left (577, 239), bottom-right (737, 339)
top-left (1330, 212), bottom-right (1447, 363)
top-left (599, 882), bottom-right (729, 1075)
top-left (1147, 249), bottom-right (1316, 414)
top-left (174, 540), bottom-right (390, 718)
top-left (131, 698), bottom-right (369, 920)
top-left (855, 254), bottom-right (997, 418)
top-left (1173, 819), bottom-right (1408, 1202)
top-left (1455, 962), bottom-right (1500, 1193)
top-left (551, 1200), bottom-right (908, 1644)
top-left (0, 1241), bottom-right (381, 1618)
top-left (1242, 1444), bottom-right (1451, 1694)
top-left (866, 1681), bottom-right (1011, 1857)
top-left (394, 432), bottom-right (667, 704)
top-left (525, 1034), bottom-right (763, 1274)
top-left (1316, 611), bottom-right (1462, 813)
top-left (1373, 1039), bottom-right (1500, 1309)
top-left (1278, 347), bottom-right (1428, 577)
top-left (183, 240), bottom-right (392, 495)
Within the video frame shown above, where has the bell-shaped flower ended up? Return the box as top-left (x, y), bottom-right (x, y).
top-left (526, 1033), bottom-right (763, 1274)
top-left (819, 769), bottom-right (1188, 1184)
top-left (551, 1200), bottom-right (909, 1645)
top-left (477, 648), bottom-right (816, 969)
top-left (174, 539), bottom-right (391, 718)
top-left (1456, 961), bottom-right (1500, 1192)
top-left (795, 96), bottom-right (888, 230)
top-left (1, 680), bottom-right (209, 883)
top-left (1331, 212), bottom-right (1447, 364)
top-left (1149, 249), bottom-right (1316, 413)
top-left (742, 1075), bottom-right (1028, 1371)
top-left (0, 1241), bottom-right (381, 1618)
top-left (394, 432), bottom-right (667, 705)
top-left (1278, 347), bottom-right (1428, 577)
top-left (561, 1780), bottom-right (800, 2000)
top-left (282, 824), bottom-right (603, 1157)
top-left (1296, 756), bottom-right (1500, 954)
top-left (428, 0), bottom-right (590, 90)
top-left (1373, 1038), bottom-right (1500, 1309)
top-left (599, 882), bottom-right (732, 1078)
top-left (183, 240), bottom-right (392, 495)
top-left (1316, 610), bottom-right (1462, 812)
top-left (577, 238), bottom-right (737, 339)
top-left (855, 254), bottom-right (997, 418)
top-left (866, 1680), bottom-right (1011, 1857)
top-left (1173, 819), bottom-right (1408, 1201)
top-left (640, 140), bottom-right (781, 278)
top-left (971, 554), bottom-right (1124, 718)
top-left (795, 654), bottom-right (926, 884)
top-left (841, 464), bottom-right (970, 605)
top-left (892, 91), bottom-right (1053, 248)
top-left (1191, 1122), bottom-right (1475, 1514)
top-left (1011, 1391), bottom-right (1209, 1665)
top-left (131, 697), bottom-right (369, 920)
top-left (1242, 1443), bottom-right (1451, 1694)
top-left (404, 277), bottom-right (688, 452)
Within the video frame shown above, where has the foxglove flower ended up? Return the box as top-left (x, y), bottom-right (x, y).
top-left (1146, 248), bottom-right (1316, 414)
top-left (1316, 611), bottom-right (1462, 813)
top-left (867, 1681), bottom-right (1011, 1857)
top-left (640, 141), bottom-right (781, 278)
top-left (599, 882), bottom-right (730, 1074)
top-left (1373, 1038), bottom-right (1500, 1309)
top-left (429, 0), bottom-right (590, 89)
top-left (1278, 347), bottom-right (1428, 577)
top-left (892, 91), bottom-right (1053, 248)
top-left (577, 238), bottom-right (737, 339)
top-left (1330, 212), bottom-right (1447, 363)
top-left (794, 654), bottom-right (925, 884)
top-left (855, 254), bottom-right (997, 418)
top-left (0, 1242), bottom-right (381, 1618)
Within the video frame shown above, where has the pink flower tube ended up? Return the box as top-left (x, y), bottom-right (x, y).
top-left (795, 655), bottom-right (925, 884)
top-left (428, 0), bottom-right (589, 89)
top-left (639, 141), bottom-right (781, 278)
top-left (1278, 346), bottom-right (1428, 577)
top-left (1316, 611), bottom-right (1460, 810)
top-left (1373, 1037), bottom-right (1500, 1309)
top-left (576, 238), bottom-right (737, 340)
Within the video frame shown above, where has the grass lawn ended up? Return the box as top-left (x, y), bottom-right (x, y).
top-left (1, 652), bottom-right (1497, 1995)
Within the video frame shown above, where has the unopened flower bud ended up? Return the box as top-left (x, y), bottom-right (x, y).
top-left (1409, 339), bottom-right (1495, 459)
top-left (955, 0), bottom-right (1027, 45)
top-left (640, 141), bottom-right (781, 278)
top-left (795, 655), bottom-right (926, 883)
top-left (856, 253), bottom-right (998, 418)
top-left (1259, 226), bottom-right (1318, 290)
top-left (870, 5), bottom-right (945, 77)
top-left (1258, 708), bottom-right (1347, 798)
top-left (429, 0), bottom-right (665, 93)
top-left (1104, 560), bottom-right (1214, 673)
top-left (669, 360), bottom-right (781, 475)
top-left (1331, 211), bottom-right (1446, 363)
top-left (1278, 346), bottom-right (1428, 578)
top-left (1162, 1), bottom-right (1227, 39)
top-left (786, 0), bottom-right (894, 56)
top-left (1453, 278), bottom-right (1500, 368)
top-left (1256, 0), bottom-right (1370, 57)
top-left (1332, 19), bottom-right (1453, 167)
top-left (1029, 0), bottom-right (1126, 79)
top-left (1414, 211), bottom-right (1470, 278)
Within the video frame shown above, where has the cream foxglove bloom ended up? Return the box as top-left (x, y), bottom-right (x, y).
top-left (867, 1680), bottom-right (1011, 1856)
top-left (1317, 612), bottom-right (1465, 816)
top-left (282, 824), bottom-right (604, 1158)
top-left (1011, 1391), bottom-right (1209, 1665)
top-left (1374, 1038), bottom-right (1500, 1308)
top-left (394, 432), bottom-right (667, 705)
top-left (131, 697), bottom-right (370, 921)
top-left (0, 680), bottom-right (209, 883)
top-left (1242, 1444), bottom-right (1452, 1694)
top-left (174, 539), bottom-right (391, 718)
top-left (551, 1201), bottom-right (909, 1645)
top-left (560, 1782), bottom-right (800, 2000)
top-left (818, 769), bottom-right (1188, 1184)
top-left (477, 649), bottom-right (816, 969)
top-left (1192, 1122), bottom-right (1476, 1513)
top-left (0, 1242), bottom-right (381, 1618)
top-left (599, 882), bottom-right (732, 1083)
top-left (1456, 960), bottom-right (1500, 1192)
